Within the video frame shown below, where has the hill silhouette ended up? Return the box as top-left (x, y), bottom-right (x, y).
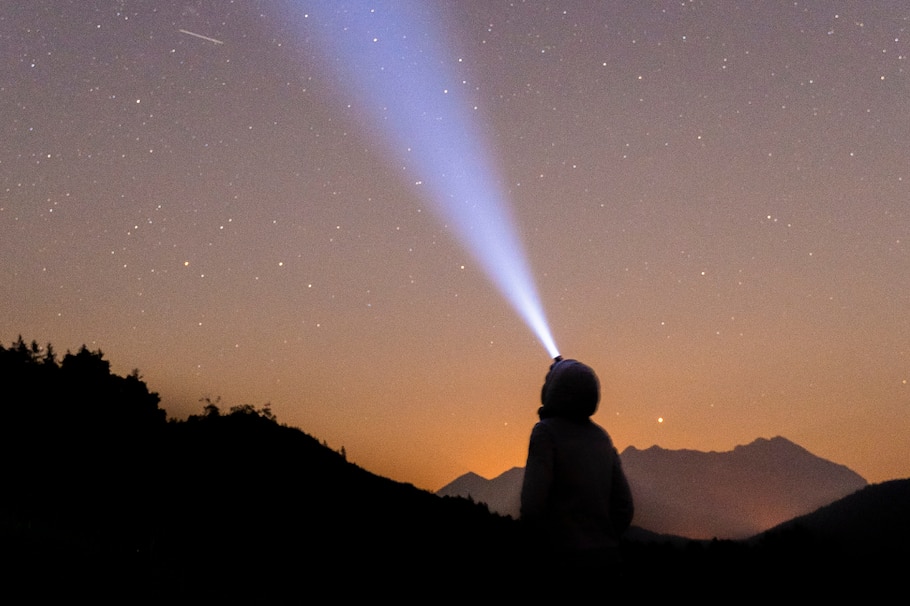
top-left (1, 337), bottom-right (905, 601)
top-left (0, 338), bottom-right (523, 601)
top-left (756, 478), bottom-right (910, 552)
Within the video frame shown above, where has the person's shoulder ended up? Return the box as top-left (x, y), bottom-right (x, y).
top-left (535, 417), bottom-right (567, 432)
top-left (528, 420), bottom-right (558, 448)
top-left (588, 420), bottom-right (616, 443)
top-left (532, 419), bottom-right (554, 433)
top-left (533, 417), bottom-right (573, 439)
top-left (589, 419), bottom-right (608, 433)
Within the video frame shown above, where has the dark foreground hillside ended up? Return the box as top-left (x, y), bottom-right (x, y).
top-left (622, 477), bottom-right (909, 599)
top-left (1, 339), bottom-right (906, 602)
top-left (0, 339), bottom-right (525, 602)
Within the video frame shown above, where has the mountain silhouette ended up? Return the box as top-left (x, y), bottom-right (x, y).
top-left (4, 398), bottom-right (527, 601)
top-left (437, 436), bottom-right (867, 539)
top-left (437, 466), bottom-right (524, 519)
top-left (757, 477), bottom-right (910, 548)
top-left (619, 480), bottom-right (910, 601)
top-left (744, 479), bottom-right (910, 595)
top-left (3, 338), bottom-right (904, 600)
top-left (623, 436), bottom-right (868, 538)
top-left (0, 339), bottom-right (526, 601)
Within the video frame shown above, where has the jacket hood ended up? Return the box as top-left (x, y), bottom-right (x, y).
top-left (538, 358), bottom-right (600, 420)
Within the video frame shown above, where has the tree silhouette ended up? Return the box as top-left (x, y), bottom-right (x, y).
top-left (0, 338), bottom-right (167, 556)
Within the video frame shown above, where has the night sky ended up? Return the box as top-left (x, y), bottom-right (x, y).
top-left (3, 1), bottom-right (908, 490)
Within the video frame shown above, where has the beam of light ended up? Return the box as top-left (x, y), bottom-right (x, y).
top-left (298, 2), bottom-right (559, 359)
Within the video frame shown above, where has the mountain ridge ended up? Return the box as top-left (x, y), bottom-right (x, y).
top-left (437, 435), bottom-right (868, 539)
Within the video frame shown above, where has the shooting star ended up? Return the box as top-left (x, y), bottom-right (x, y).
top-left (178, 29), bottom-right (224, 45)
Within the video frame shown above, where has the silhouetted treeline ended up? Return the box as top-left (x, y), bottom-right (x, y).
top-left (0, 338), bottom-right (523, 602)
top-left (1, 338), bottom-right (905, 602)
top-left (0, 338), bottom-right (165, 551)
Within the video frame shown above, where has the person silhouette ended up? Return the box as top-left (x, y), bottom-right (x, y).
top-left (520, 357), bottom-right (634, 572)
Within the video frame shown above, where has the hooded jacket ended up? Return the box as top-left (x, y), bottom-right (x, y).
top-left (520, 359), bottom-right (634, 557)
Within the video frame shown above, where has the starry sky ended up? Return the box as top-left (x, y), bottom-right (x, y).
top-left (3, 1), bottom-right (908, 491)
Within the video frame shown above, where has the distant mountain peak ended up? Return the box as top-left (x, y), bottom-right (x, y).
top-left (494, 466), bottom-right (524, 480)
top-left (437, 467), bottom-right (526, 518)
top-left (458, 471), bottom-right (486, 482)
top-left (740, 435), bottom-right (805, 451)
